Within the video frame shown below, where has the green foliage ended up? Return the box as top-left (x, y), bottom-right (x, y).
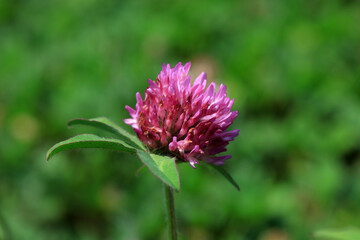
top-left (136, 150), bottom-right (180, 191)
top-left (49, 117), bottom-right (183, 190)
top-left (68, 117), bottom-right (145, 150)
top-left (206, 164), bottom-right (240, 191)
top-left (314, 228), bottom-right (360, 240)
top-left (46, 134), bottom-right (136, 161)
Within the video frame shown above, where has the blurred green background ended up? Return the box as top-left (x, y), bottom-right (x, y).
top-left (1, 0), bottom-right (360, 239)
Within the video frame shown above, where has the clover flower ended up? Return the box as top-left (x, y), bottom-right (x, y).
top-left (124, 62), bottom-right (239, 168)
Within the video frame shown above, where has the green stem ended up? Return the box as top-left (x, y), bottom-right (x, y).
top-left (164, 184), bottom-right (177, 240)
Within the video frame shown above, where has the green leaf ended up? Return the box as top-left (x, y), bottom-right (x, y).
top-left (47, 134), bottom-right (136, 161)
top-left (314, 228), bottom-right (360, 240)
top-left (68, 117), bottom-right (145, 150)
top-left (136, 150), bottom-right (180, 191)
top-left (207, 164), bottom-right (240, 191)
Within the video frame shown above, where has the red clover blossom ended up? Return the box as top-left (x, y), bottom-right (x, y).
top-left (125, 62), bottom-right (239, 168)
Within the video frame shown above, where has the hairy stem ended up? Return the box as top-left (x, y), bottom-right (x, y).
top-left (164, 184), bottom-right (177, 240)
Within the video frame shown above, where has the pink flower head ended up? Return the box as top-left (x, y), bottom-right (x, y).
top-left (125, 62), bottom-right (239, 168)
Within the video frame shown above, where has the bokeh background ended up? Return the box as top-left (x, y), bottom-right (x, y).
top-left (1, 0), bottom-right (360, 239)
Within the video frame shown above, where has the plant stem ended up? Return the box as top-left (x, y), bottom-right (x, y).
top-left (164, 184), bottom-right (177, 240)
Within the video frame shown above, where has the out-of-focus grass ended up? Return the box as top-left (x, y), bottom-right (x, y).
top-left (0, 0), bottom-right (360, 239)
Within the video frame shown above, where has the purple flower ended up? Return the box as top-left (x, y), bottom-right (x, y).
top-left (125, 62), bottom-right (239, 168)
